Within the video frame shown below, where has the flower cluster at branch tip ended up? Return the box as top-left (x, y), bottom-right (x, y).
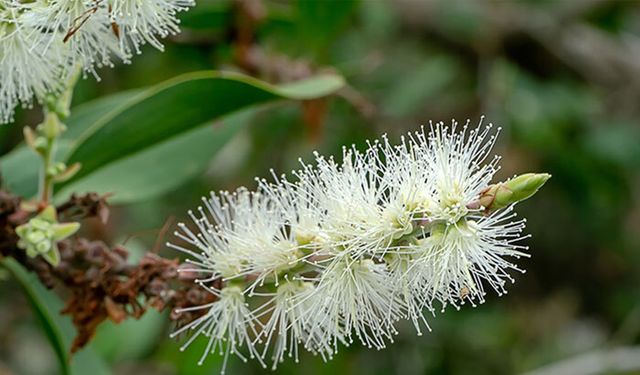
top-left (0, 0), bottom-right (195, 123)
top-left (168, 118), bottom-right (550, 373)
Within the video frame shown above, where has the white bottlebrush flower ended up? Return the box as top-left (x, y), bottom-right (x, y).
top-left (376, 133), bottom-right (433, 218)
top-left (0, 7), bottom-right (65, 123)
top-left (170, 285), bottom-right (265, 374)
top-left (208, 190), bottom-right (303, 290)
top-left (412, 207), bottom-right (529, 310)
top-left (169, 189), bottom-right (303, 289)
top-left (374, 134), bottom-right (433, 246)
top-left (170, 119), bottom-right (549, 371)
top-left (296, 147), bottom-right (410, 259)
top-left (109, 0), bottom-right (195, 54)
top-left (306, 257), bottom-right (402, 351)
top-left (414, 118), bottom-right (501, 223)
top-left (167, 193), bottom-right (244, 283)
top-left (259, 165), bottom-right (329, 251)
top-left (385, 252), bottom-right (433, 335)
top-left (308, 149), bottom-right (383, 249)
top-left (22, 0), bottom-right (126, 78)
top-left (256, 280), bottom-right (333, 368)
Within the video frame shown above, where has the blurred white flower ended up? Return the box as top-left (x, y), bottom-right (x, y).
top-left (109, 0), bottom-right (195, 54)
top-left (21, 0), bottom-right (124, 78)
top-left (0, 7), bottom-right (65, 123)
top-left (0, 0), bottom-right (194, 123)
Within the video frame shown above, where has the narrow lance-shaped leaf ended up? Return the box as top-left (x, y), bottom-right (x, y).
top-left (63, 71), bottom-right (345, 184)
top-left (0, 72), bottom-right (345, 202)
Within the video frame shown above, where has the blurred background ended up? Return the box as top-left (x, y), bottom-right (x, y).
top-left (1, 0), bottom-right (640, 374)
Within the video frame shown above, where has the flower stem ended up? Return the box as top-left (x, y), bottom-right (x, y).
top-left (39, 127), bottom-right (56, 204)
top-left (34, 68), bottom-right (81, 205)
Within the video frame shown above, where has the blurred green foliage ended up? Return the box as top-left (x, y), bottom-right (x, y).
top-left (1, 0), bottom-right (640, 374)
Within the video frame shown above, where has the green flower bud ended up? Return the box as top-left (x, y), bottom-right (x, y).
top-left (479, 173), bottom-right (551, 211)
top-left (15, 225), bottom-right (27, 238)
top-left (47, 162), bottom-right (67, 177)
top-left (14, 205), bottom-right (80, 267)
top-left (498, 173), bottom-right (551, 206)
top-left (41, 112), bottom-right (62, 139)
top-left (25, 244), bottom-right (38, 259)
top-left (27, 230), bottom-right (45, 243)
top-left (36, 241), bottom-right (51, 253)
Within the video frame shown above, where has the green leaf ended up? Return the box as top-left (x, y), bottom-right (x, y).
top-left (1, 258), bottom-right (109, 375)
top-left (1, 71), bottom-right (344, 203)
top-left (63, 90), bottom-right (144, 141)
top-left (56, 110), bottom-right (253, 204)
top-left (64, 71), bottom-right (344, 183)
